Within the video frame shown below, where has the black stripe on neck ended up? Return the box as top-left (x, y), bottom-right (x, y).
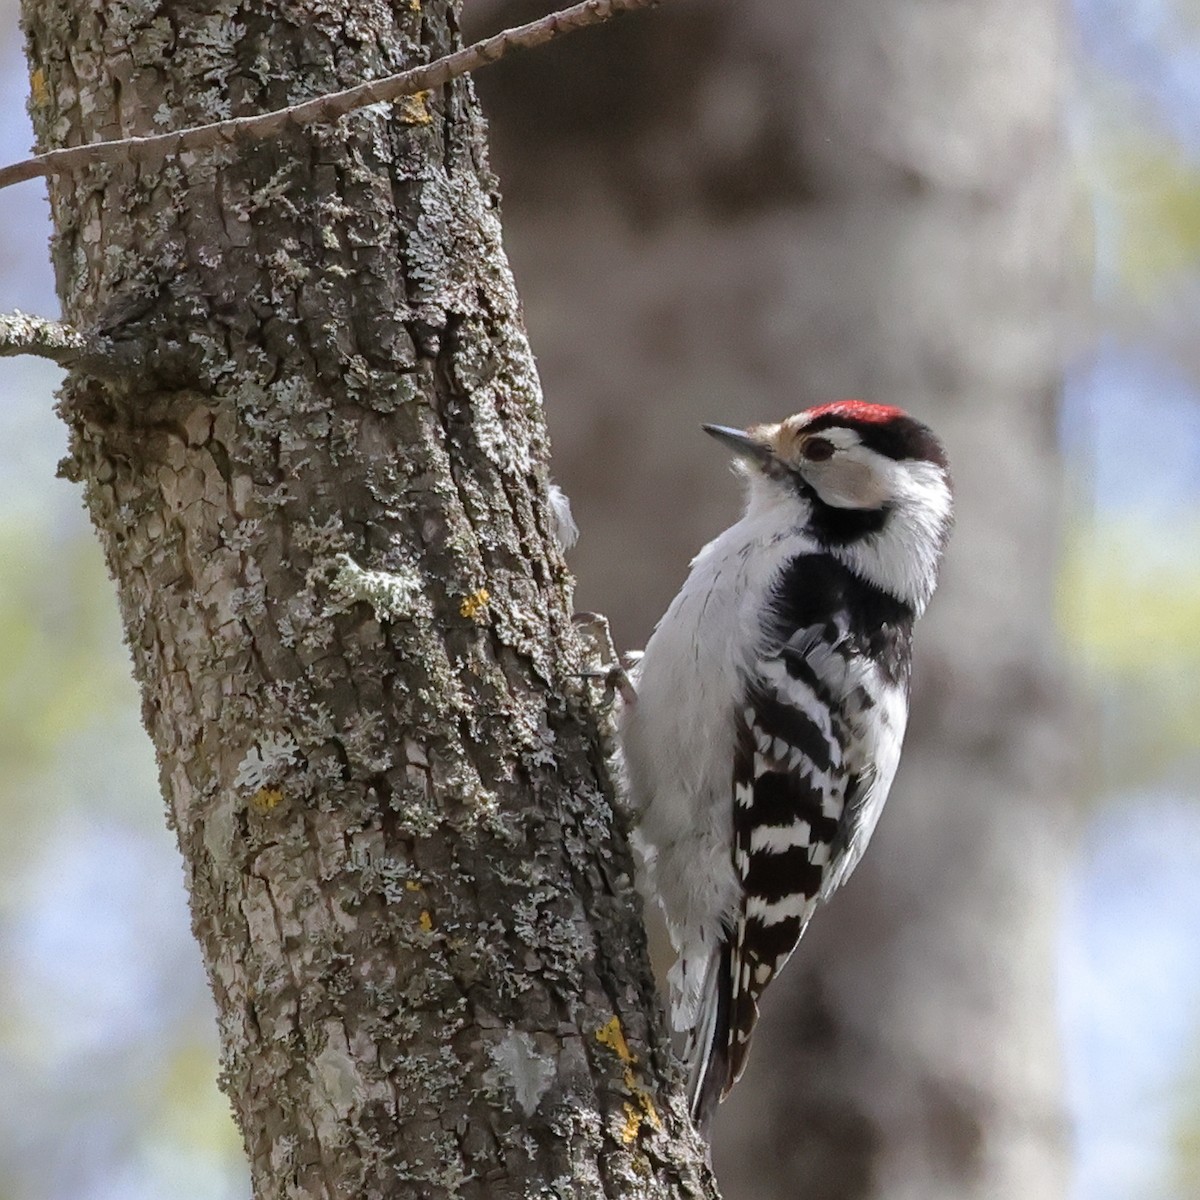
top-left (769, 553), bottom-right (915, 688)
top-left (790, 475), bottom-right (888, 546)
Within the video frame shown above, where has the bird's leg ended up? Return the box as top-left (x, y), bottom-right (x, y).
top-left (572, 611), bottom-right (639, 709)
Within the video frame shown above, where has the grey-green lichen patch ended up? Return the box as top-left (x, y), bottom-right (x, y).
top-left (488, 581), bottom-right (557, 687)
top-left (0, 309), bottom-right (86, 360)
top-left (266, 239), bottom-right (312, 293)
top-left (328, 553), bottom-right (428, 624)
top-left (447, 318), bottom-right (543, 475)
top-left (345, 842), bottom-right (419, 905)
top-left (234, 732), bottom-right (300, 790)
top-left (485, 1030), bottom-right (558, 1118)
top-left (406, 169), bottom-right (492, 328)
top-left (293, 514), bottom-right (354, 557)
top-left (350, 365), bottom-right (421, 411)
top-left (391, 1131), bottom-right (477, 1194)
top-left (561, 784), bottom-right (619, 873)
top-left (336, 709), bottom-right (395, 776)
top-left (99, 0), bottom-right (167, 44)
top-left (313, 1025), bottom-right (361, 1119)
top-left (244, 163), bottom-right (303, 216)
top-left (510, 890), bottom-right (594, 992)
top-left (276, 589), bottom-right (336, 652)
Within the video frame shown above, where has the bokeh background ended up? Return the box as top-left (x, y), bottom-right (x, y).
top-left (1, 1), bottom-right (1199, 1198)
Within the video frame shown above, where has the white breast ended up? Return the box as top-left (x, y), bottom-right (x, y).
top-left (619, 509), bottom-right (816, 1025)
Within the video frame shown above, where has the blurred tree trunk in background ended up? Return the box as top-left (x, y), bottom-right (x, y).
top-left (473, 1), bottom-right (1075, 1197)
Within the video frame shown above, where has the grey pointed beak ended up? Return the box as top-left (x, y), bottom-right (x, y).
top-left (702, 423), bottom-right (774, 466)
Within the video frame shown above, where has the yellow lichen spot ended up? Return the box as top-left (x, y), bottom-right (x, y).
top-left (596, 1017), bottom-right (662, 1141)
top-left (404, 880), bottom-right (424, 892)
top-left (620, 1102), bottom-right (642, 1144)
top-left (596, 1015), bottom-right (636, 1064)
top-left (396, 90), bottom-right (433, 126)
top-left (418, 910), bottom-right (433, 932)
top-left (459, 587), bottom-right (490, 621)
top-left (635, 1088), bottom-right (662, 1132)
top-left (408, 0), bottom-right (420, 11)
top-left (30, 68), bottom-right (47, 106)
top-left (251, 787), bottom-right (283, 811)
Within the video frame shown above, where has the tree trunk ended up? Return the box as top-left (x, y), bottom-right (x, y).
top-left (19, 3), bottom-right (716, 1196)
top-left (473, 0), bottom-right (1075, 1196)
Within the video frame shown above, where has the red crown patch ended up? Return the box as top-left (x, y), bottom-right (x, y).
top-left (805, 400), bottom-right (906, 424)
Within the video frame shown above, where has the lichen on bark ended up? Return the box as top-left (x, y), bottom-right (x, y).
top-left (19, 1), bottom-right (717, 1195)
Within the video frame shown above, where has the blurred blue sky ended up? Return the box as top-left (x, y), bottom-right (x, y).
top-left (1061, 5), bottom-right (1200, 1196)
top-left (1075, 0), bottom-right (1200, 151)
top-left (1061, 796), bottom-right (1200, 1200)
top-left (1063, 344), bottom-right (1200, 516)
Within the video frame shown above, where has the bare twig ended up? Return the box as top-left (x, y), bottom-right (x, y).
top-left (0, 310), bottom-right (87, 363)
top-left (0, 0), bottom-right (661, 192)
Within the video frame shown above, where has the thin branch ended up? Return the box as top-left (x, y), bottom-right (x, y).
top-left (0, 0), bottom-right (661, 192)
top-left (0, 310), bottom-right (87, 363)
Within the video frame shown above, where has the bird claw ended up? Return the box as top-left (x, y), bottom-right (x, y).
top-left (572, 612), bottom-right (639, 708)
top-left (577, 659), bottom-right (639, 708)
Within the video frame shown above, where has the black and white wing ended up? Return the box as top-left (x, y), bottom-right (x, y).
top-left (685, 595), bottom-right (910, 1129)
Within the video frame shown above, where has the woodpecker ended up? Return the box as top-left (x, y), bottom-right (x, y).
top-left (619, 401), bottom-right (953, 1131)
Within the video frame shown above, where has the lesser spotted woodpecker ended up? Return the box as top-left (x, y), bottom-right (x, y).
top-left (619, 401), bottom-right (953, 1131)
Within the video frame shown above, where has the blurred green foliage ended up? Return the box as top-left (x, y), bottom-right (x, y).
top-left (1109, 139), bottom-right (1200, 295)
top-left (1168, 1031), bottom-right (1200, 1198)
top-left (1059, 518), bottom-right (1200, 773)
top-left (0, 526), bottom-right (131, 793)
top-left (1071, 17), bottom-right (1200, 1194)
top-left (0, 519), bottom-right (247, 1199)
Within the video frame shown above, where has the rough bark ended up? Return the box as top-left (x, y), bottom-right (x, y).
top-left (20, 2), bottom-right (716, 1197)
top-left (473, 0), bottom-right (1075, 1197)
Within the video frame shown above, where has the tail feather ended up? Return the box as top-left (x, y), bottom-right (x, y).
top-left (683, 943), bottom-right (732, 1135)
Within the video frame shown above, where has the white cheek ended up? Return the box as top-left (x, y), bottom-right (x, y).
top-left (808, 459), bottom-right (888, 510)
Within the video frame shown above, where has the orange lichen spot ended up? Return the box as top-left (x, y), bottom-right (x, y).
top-left (397, 90), bottom-right (433, 125)
top-left (418, 910), bottom-right (433, 932)
top-left (621, 1102), bottom-right (642, 1144)
top-left (459, 587), bottom-right (490, 621)
top-left (30, 68), bottom-right (47, 106)
top-left (597, 1016), bottom-right (662, 1141)
top-left (251, 787), bottom-right (283, 811)
top-left (596, 1016), bottom-right (636, 1064)
top-left (634, 1088), bottom-right (662, 1132)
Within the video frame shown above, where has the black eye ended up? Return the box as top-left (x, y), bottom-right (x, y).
top-left (802, 437), bottom-right (835, 462)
